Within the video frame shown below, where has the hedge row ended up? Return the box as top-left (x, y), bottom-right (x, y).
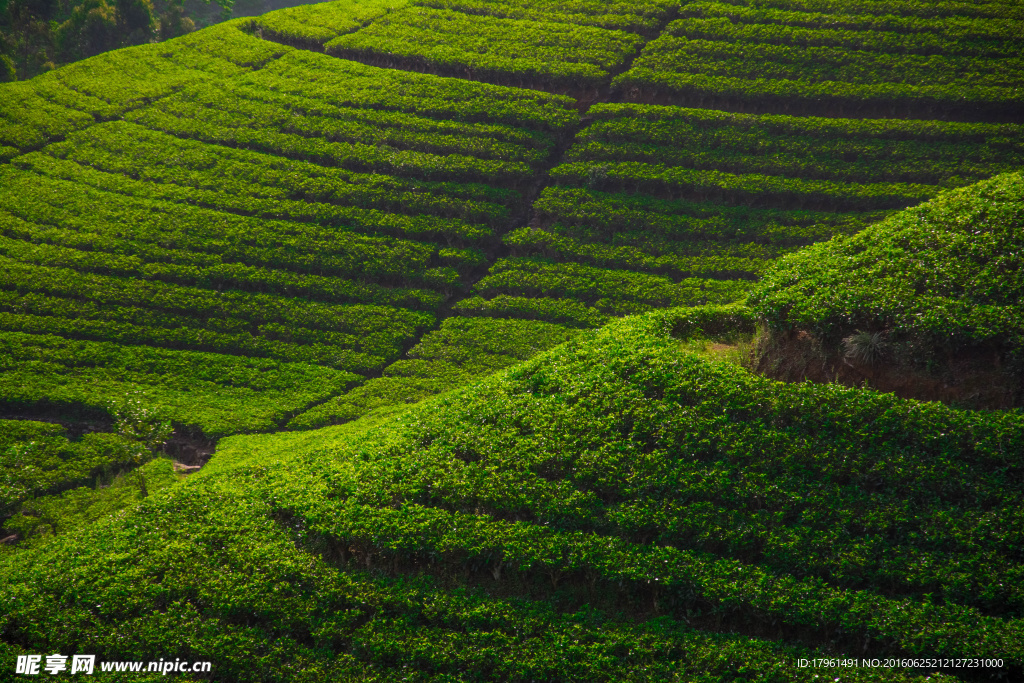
top-left (750, 171), bottom-right (1024, 359)
top-left (454, 295), bottom-right (610, 328)
top-left (0, 466), bottom-right (941, 681)
top-left (638, 35), bottom-right (1019, 89)
top-left (3, 457), bottom-right (181, 548)
top-left (2, 304), bottom-right (1020, 678)
top-left (416, 0), bottom-right (676, 33)
top-left (0, 226), bottom-right (442, 312)
top-left (504, 226), bottom-right (777, 280)
top-left (297, 501), bottom-right (1024, 659)
top-left (530, 98), bottom-right (1023, 313)
top-left (288, 317), bottom-right (578, 429)
top-left (260, 49), bottom-right (578, 132)
top-left (0, 170), bottom-right (450, 293)
top-left (0, 258), bottom-right (431, 370)
top-left (533, 186), bottom-right (877, 244)
top-left (0, 43), bottom-right (589, 441)
top-left (204, 309), bottom-right (1024, 672)
top-left (128, 88), bottom-right (548, 186)
top-left (615, 13), bottom-right (1023, 120)
top-left (0, 420), bottom-right (145, 517)
top-left (0, 21), bottom-right (292, 156)
top-left (325, 6), bottom-right (643, 91)
top-left (0, 255), bottom-right (431, 344)
top-left (0, 332), bottom-right (359, 438)
top-left (253, 0), bottom-right (409, 49)
top-left (17, 150), bottom-right (493, 245)
top-left (0, 311), bottom-right (383, 373)
top-left (551, 161), bottom-right (938, 211)
top-left (49, 120), bottom-right (519, 228)
top-left (684, 0), bottom-right (1020, 39)
top-left (473, 257), bottom-right (751, 317)
top-left (712, 0), bottom-right (1023, 22)
top-left (573, 104), bottom-right (1024, 187)
top-left (669, 11), bottom-right (1021, 56)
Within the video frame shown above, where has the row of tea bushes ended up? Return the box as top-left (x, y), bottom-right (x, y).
top-left (1, 306), bottom-right (1010, 680)
top-left (613, 0), bottom-right (1024, 120)
top-left (0, 22), bottom-right (293, 160)
top-left (321, 0), bottom-right (676, 93)
top-left (0, 45), bottom-right (580, 438)
top-left (288, 316), bottom-right (579, 429)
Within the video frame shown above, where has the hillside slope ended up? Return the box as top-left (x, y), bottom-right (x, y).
top-left (3, 308), bottom-right (1023, 680)
top-left (1, 0), bottom-right (1022, 442)
top-left (751, 171), bottom-right (1024, 407)
top-left (1, 0), bottom-right (1023, 679)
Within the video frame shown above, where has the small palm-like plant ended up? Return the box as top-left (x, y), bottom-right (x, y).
top-left (842, 330), bottom-right (888, 365)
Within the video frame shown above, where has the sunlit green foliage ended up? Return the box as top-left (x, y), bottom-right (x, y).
top-left (0, 307), bottom-right (1016, 680)
top-left (0, 21), bottom-right (290, 158)
top-left (1, 3), bottom-right (1023, 679)
top-left (616, 0), bottom-right (1024, 119)
top-left (0, 409), bottom-right (173, 518)
top-left (0, 332), bottom-right (360, 438)
top-left (0, 41), bottom-right (576, 439)
top-left (289, 316), bottom-right (579, 429)
top-left (751, 171), bottom-right (1024, 367)
top-left (254, 0), bottom-right (410, 48)
top-left (324, 0), bottom-right (674, 90)
top-left (2, 456), bottom-right (181, 548)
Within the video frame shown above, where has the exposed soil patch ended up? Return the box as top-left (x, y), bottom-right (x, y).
top-left (165, 433), bottom-right (216, 467)
top-left (756, 329), bottom-right (1021, 409)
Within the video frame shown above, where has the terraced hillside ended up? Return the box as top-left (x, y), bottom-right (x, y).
top-left (4, 304), bottom-right (1024, 681)
top-left (1, 0), bottom-right (1023, 679)
top-left (2, 0), bottom-right (1023, 438)
top-left (751, 171), bottom-right (1024, 408)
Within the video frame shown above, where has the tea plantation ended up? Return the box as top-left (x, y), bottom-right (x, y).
top-left (1, 0), bottom-right (1023, 679)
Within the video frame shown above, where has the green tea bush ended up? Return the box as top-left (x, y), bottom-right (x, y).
top-left (1, 308), bottom-right (1018, 680)
top-left (575, 104), bottom-right (1024, 188)
top-left (0, 44), bottom-right (582, 439)
top-left (533, 186), bottom-right (877, 244)
top-left (0, 332), bottom-right (360, 438)
top-left (324, 1), bottom-right (656, 91)
top-left (750, 172), bottom-right (1024, 367)
top-left (474, 257), bottom-right (751, 315)
top-left (0, 21), bottom-right (292, 156)
top-left (615, 1), bottom-right (1024, 121)
top-left (0, 418), bottom-right (162, 517)
top-left (2, 457), bottom-right (180, 546)
top-left (289, 317), bottom-right (579, 429)
top-left (254, 0), bottom-right (410, 49)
